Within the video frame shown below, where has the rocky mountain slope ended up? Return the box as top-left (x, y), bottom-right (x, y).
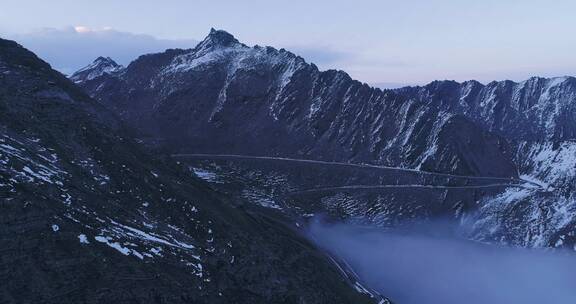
top-left (0, 38), bottom-right (383, 303)
top-left (398, 79), bottom-right (576, 248)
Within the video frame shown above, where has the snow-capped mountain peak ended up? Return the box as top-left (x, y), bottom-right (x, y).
top-left (194, 28), bottom-right (244, 53)
top-left (94, 56), bottom-right (117, 65)
top-left (70, 56), bottom-right (124, 83)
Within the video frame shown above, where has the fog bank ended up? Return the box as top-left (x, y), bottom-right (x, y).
top-left (309, 221), bottom-right (576, 304)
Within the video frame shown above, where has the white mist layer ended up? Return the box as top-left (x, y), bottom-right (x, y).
top-left (309, 222), bottom-right (576, 304)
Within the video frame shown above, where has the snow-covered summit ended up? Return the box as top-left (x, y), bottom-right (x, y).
top-left (194, 28), bottom-right (244, 52)
top-left (70, 56), bottom-right (124, 83)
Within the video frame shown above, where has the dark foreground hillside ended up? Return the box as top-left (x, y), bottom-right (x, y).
top-left (0, 38), bottom-right (383, 304)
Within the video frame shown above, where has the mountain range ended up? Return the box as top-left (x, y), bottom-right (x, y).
top-left (73, 29), bottom-right (576, 250)
top-left (72, 29), bottom-right (517, 178)
top-left (1, 27), bottom-right (575, 303)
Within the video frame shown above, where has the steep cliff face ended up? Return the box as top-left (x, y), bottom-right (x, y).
top-left (76, 29), bottom-right (517, 178)
top-left (0, 38), bottom-right (381, 304)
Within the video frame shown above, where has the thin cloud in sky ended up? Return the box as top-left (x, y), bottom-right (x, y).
top-left (2, 1), bottom-right (576, 84)
top-left (285, 46), bottom-right (353, 66)
top-left (279, 45), bottom-right (413, 87)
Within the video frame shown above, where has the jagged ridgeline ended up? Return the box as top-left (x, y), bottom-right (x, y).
top-left (0, 38), bottom-right (385, 303)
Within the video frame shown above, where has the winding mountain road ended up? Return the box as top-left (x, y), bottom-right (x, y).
top-left (172, 153), bottom-right (544, 190)
top-left (286, 183), bottom-right (530, 196)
